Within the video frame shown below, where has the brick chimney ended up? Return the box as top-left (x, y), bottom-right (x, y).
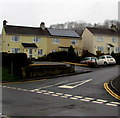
top-left (3, 20), bottom-right (8, 26)
top-left (40, 22), bottom-right (45, 30)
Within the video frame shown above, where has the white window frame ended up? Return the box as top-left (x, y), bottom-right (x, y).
top-left (112, 37), bottom-right (118, 43)
top-left (33, 37), bottom-right (42, 43)
top-left (11, 48), bottom-right (20, 53)
top-left (115, 47), bottom-right (119, 53)
top-left (12, 36), bottom-right (20, 42)
top-left (52, 39), bottom-right (60, 44)
top-left (38, 49), bottom-right (43, 56)
top-left (97, 46), bottom-right (104, 52)
top-left (71, 40), bottom-right (78, 45)
top-left (96, 36), bottom-right (103, 42)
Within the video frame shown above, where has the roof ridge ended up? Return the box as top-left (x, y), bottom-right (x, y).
top-left (48, 28), bottom-right (76, 31)
top-left (87, 27), bottom-right (111, 30)
top-left (5, 25), bottom-right (40, 29)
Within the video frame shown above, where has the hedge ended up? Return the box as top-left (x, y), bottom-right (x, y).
top-left (2, 53), bottom-right (32, 79)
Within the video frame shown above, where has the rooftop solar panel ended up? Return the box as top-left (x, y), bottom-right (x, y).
top-left (48, 28), bottom-right (80, 38)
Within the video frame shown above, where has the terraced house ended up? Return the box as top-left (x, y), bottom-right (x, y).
top-left (82, 25), bottom-right (120, 55)
top-left (1, 20), bottom-right (81, 59)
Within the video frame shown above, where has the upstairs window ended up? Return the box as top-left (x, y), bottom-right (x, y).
top-left (12, 36), bottom-right (20, 42)
top-left (71, 40), bottom-right (78, 45)
top-left (11, 48), bottom-right (20, 53)
top-left (96, 36), bottom-right (103, 42)
top-left (52, 39), bottom-right (60, 44)
top-left (112, 37), bottom-right (118, 43)
top-left (33, 37), bottom-right (42, 43)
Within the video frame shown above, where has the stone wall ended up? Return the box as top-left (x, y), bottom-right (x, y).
top-left (22, 64), bottom-right (75, 78)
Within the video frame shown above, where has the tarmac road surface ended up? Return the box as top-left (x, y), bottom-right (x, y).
top-left (1, 65), bottom-right (120, 117)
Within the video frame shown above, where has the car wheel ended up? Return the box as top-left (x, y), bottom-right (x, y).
top-left (94, 62), bottom-right (98, 68)
top-left (104, 62), bottom-right (107, 66)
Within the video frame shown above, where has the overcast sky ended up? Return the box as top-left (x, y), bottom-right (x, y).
top-left (0, 0), bottom-right (119, 33)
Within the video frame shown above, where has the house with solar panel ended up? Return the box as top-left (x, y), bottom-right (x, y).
top-left (82, 25), bottom-right (120, 55)
top-left (1, 20), bottom-right (82, 59)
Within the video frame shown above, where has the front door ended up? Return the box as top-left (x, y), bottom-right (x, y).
top-left (29, 49), bottom-right (32, 59)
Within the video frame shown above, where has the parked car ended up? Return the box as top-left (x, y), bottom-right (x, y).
top-left (80, 57), bottom-right (97, 64)
top-left (96, 55), bottom-right (116, 66)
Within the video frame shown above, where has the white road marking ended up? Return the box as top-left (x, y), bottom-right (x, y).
top-left (43, 93), bottom-right (50, 95)
top-left (32, 81), bottom-right (68, 91)
top-left (84, 97), bottom-right (94, 100)
top-left (106, 103), bottom-right (118, 107)
top-left (60, 96), bottom-right (68, 98)
top-left (69, 97), bottom-right (78, 100)
top-left (29, 90), bottom-right (36, 92)
top-left (96, 99), bottom-right (107, 102)
top-left (51, 94), bottom-right (59, 96)
top-left (55, 93), bottom-right (63, 95)
top-left (22, 89), bottom-right (28, 91)
top-left (11, 87), bottom-right (16, 89)
top-left (54, 81), bottom-right (68, 85)
top-left (36, 91), bottom-right (42, 94)
top-left (92, 101), bottom-right (104, 104)
top-left (80, 99), bottom-right (90, 102)
top-left (34, 89), bottom-right (39, 91)
top-left (17, 88), bottom-right (22, 90)
top-left (2, 85), bottom-right (120, 107)
top-left (58, 79), bottom-right (92, 89)
top-left (110, 102), bottom-right (120, 105)
top-left (3, 86), bottom-right (7, 88)
top-left (74, 96), bottom-right (83, 98)
top-left (47, 91), bottom-right (54, 94)
top-left (64, 94), bottom-right (73, 97)
top-left (7, 86), bottom-right (11, 88)
top-left (40, 90), bottom-right (47, 92)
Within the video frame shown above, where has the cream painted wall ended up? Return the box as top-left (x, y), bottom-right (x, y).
top-left (2, 27), bottom-right (82, 58)
top-left (93, 35), bottom-right (119, 54)
top-left (46, 36), bottom-right (82, 55)
top-left (82, 28), bottom-right (94, 53)
top-left (82, 27), bottom-right (119, 55)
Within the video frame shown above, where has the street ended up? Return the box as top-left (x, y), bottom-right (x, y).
top-left (1, 65), bottom-right (120, 116)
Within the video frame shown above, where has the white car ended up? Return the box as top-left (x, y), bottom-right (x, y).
top-left (80, 57), bottom-right (97, 64)
top-left (97, 55), bottom-right (116, 66)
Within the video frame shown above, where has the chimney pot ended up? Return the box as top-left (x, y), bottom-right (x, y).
top-left (3, 20), bottom-right (7, 26)
top-left (40, 22), bottom-right (45, 30)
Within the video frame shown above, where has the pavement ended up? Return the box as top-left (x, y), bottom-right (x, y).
top-left (104, 74), bottom-right (120, 100)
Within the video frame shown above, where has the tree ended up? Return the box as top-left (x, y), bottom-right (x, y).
top-left (68, 45), bottom-right (76, 62)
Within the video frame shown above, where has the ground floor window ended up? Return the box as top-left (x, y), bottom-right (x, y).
top-left (97, 46), bottom-right (104, 52)
top-left (38, 49), bottom-right (43, 56)
top-left (11, 48), bottom-right (20, 53)
top-left (114, 47), bottom-right (120, 53)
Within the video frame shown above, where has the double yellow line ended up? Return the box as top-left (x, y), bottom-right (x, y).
top-left (104, 83), bottom-right (120, 100)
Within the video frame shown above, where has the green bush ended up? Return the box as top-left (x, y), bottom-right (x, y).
top-left (111, 53), bottom-right (120, 65)
top-left (2, 67), bottom-right (20, 82)
top-left (2, 53), bottom-right (33, 80)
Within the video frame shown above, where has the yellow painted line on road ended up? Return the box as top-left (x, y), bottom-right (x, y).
top-left (0, 79), bottom-right (47, 84)
top-left (104, 83), bottom-right (120, 100)
top-left (64, 62), bottom-right (88, 66)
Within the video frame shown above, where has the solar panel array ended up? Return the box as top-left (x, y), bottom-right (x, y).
top-left (48, 28), bottom-right (80, 38)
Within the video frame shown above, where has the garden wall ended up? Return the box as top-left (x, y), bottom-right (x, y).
top-left (22, 64), bottom-right (75, 78)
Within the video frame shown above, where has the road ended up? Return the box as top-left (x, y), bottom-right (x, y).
top-left (1, 65), bottom-right (120, 117)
